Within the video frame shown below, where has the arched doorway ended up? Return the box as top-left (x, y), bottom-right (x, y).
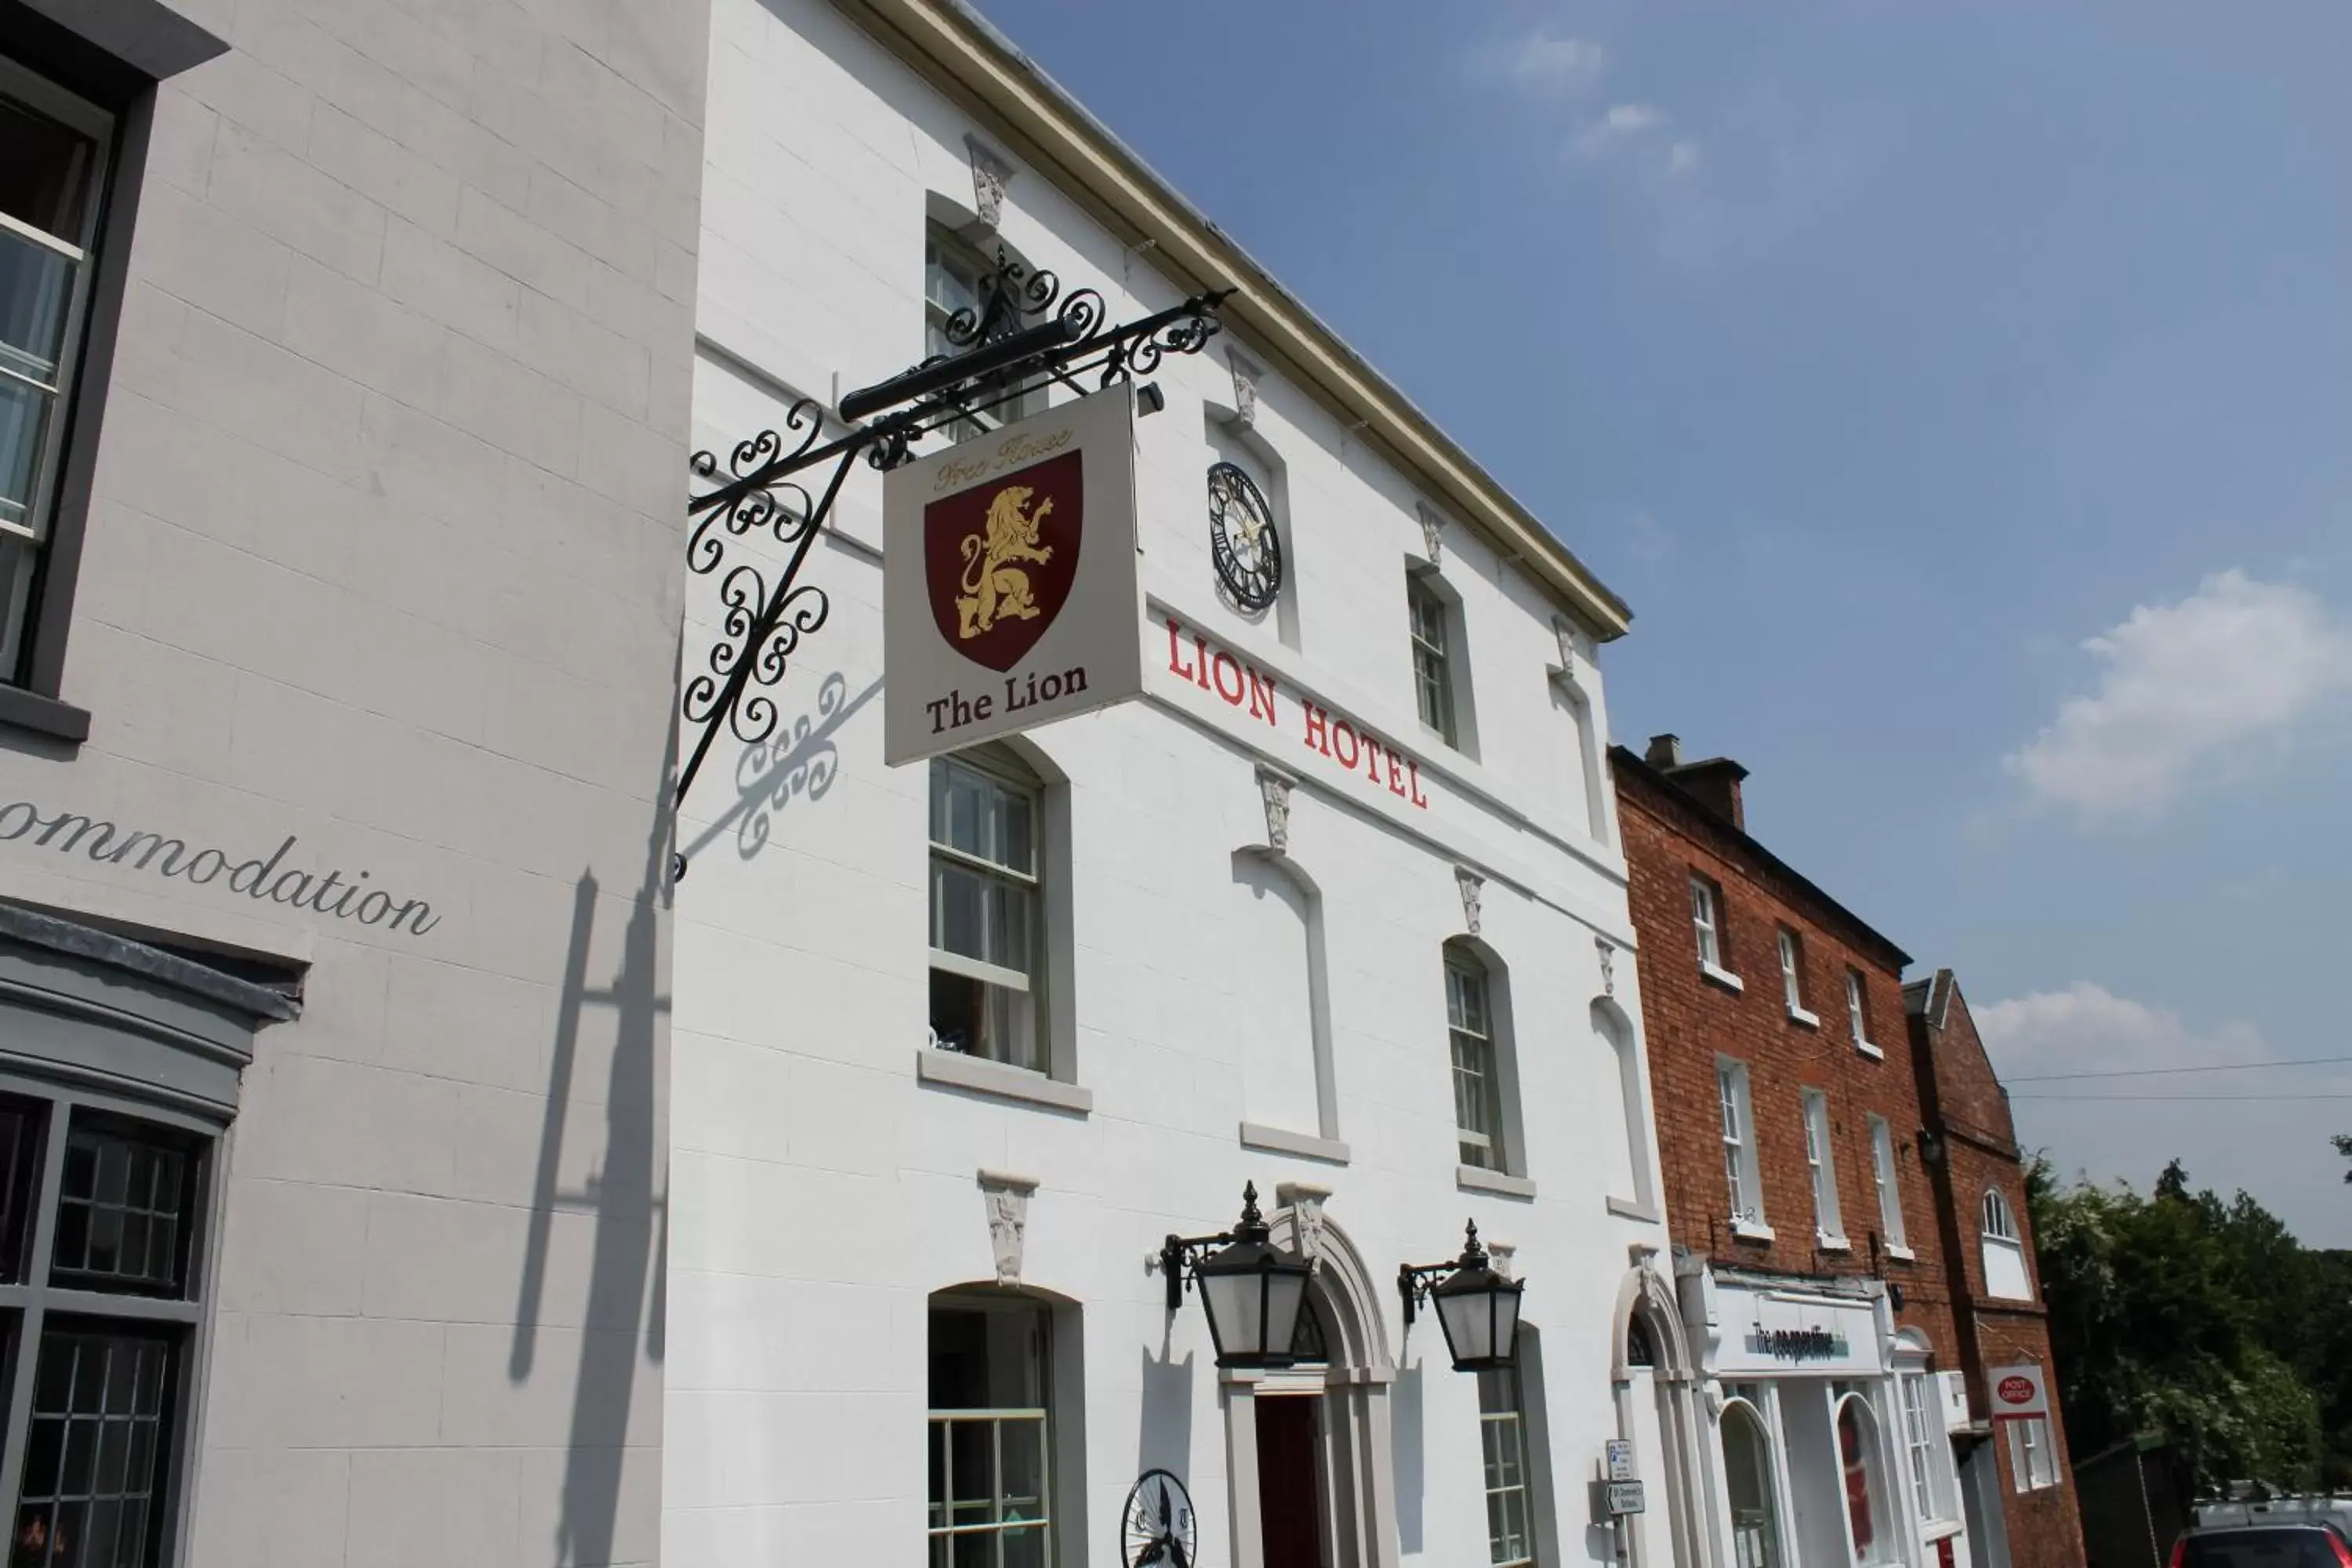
top-left (1223, 1205), bottom-right (1399, 1568)
top-left (1609, 1261), bottom-right (1704, 1568)
top-left (1722, 1398), bottom-right (1780, 1568)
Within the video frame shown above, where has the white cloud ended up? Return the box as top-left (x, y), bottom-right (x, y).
top-left (2003, 569), bottom-right (2352, 822)
top-left (1570, 103), bottom-right (1668, 162)
top-left (1667, 139), bottom-right (1703, 176)
top-left (1975, 982), bottom-right (2269, 1079)
top-left (1501, 27), bottom-right (1606, 91)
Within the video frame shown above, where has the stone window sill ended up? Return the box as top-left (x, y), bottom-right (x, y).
top-left (1787, 1004), bottom-right (1820, 1029)
top-left (916, 1047), bottom-right (1093, 1114)
top-left (1856, 1039), bottom-right (1886, 1061)
top-left (0, 686), bottom-right (89, 746)
top-left (1731, 1218), bottom-right (1777, 1244)
top-left (1606, 1196), bottom-right (1661, 1224)
top-left (1239, 1122), bottom-right (1351, 1165)
top-left (1817, 1233), bottom-right (1853, 1254)
top-left (1886, 1242), bottom-right (1917, 1263)
top-left (1456, 1164), bottom-right (1536, 1200)
top-left (1700, 962), bottom-right (1744, 994)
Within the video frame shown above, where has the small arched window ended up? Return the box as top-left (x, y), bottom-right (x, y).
top-left (1980, 1187), bottom-right (2032, 1301)
top-left (1982, 1189), bottom-right (2019, 1241)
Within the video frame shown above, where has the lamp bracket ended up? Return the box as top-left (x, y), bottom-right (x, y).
top-left (1397, 1218), bottom-right (1494, 1327)
top-left (1159, 1228), bottom-right (1236, 1313)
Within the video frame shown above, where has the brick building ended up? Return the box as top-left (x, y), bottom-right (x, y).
top-left (1907, 971), bottom-right (2089, 1568)
top-left (1617, 735), bottom-right (1998, 1568)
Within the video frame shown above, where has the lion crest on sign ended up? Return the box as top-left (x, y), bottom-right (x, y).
top-left (956, 484), bottom-right (1056, 639)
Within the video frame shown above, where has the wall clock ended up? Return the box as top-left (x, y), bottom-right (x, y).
top-left (1207, 461), bottom-right (1283, 612)
top-left (1121, 1467), bottom-right (1198, 1568)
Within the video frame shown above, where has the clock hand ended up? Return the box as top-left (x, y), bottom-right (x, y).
top-left (1170, 1528), bottom-right (1191, 1568)
top-left (1160, 1486), bottom-right (1171, 1532)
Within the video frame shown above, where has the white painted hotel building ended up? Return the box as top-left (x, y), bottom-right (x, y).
top-left (669, 3), bottom-right (1711, 1566)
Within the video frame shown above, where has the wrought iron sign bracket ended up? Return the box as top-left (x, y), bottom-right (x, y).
top-left (674, 250), bottom-right (1233, 870)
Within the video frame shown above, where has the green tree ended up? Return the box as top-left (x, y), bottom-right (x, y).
top-left (2336, 1133), bottom-right (2350, 1185)
top-left (2027, 1158), bottom-right (2326, 1493)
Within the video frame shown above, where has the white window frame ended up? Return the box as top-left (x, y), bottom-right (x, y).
top-left (927, 1294), bottom-right (1058, 1566)
top-left (1899, 1371), bottom-right (1957, 1526)
top-left (1779, 929), bottom-right (1819, 1027)
top-left (927, 751), bottom-right (1047, 1073)
top-left (1719, 1059), bottom-right (1770, 1240)
top-left (1868, 1115), bottom-right (1911, 1258)
top-left (1802, 1090), bottom-right (1846, 1248)
top-left (0, 57), bottom-right (113, 682)
top-left (1446, 949), bottom-right (1504, 1171)
top-left (1846, 967), bottom-right (1882, 1058)
top-left (1691, 875), bottom-right (1743, 991)
top-left (1478, 1367), bottom-right (1535, 1568)
top-left (1407, 573), bottom-right (1458, 747)
top-left (1982, 1189), bottom-right (2019, 1242)
top-left (2006, 1415), bottom-right (2056, 1492)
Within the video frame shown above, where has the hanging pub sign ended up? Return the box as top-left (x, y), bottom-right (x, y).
top-left (1986, 1363), bottom-right (2049, 1421)
top-left (884, 388), bottom-right (1145, 766)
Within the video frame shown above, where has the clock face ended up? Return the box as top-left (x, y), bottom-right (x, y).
top-left (1207, 462), bottom-right (1283, 612)
top-left (1121, 1468), bottom-right (1198, 1568)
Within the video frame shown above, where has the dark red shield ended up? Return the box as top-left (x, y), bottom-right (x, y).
top-left (924, 450), bottom-right (1084, 672)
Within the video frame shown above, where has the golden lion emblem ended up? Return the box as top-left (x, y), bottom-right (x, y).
top-left (956, 484), bottom-right (1056, 639)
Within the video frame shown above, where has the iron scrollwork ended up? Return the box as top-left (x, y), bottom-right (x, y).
top-left (674, 251), bottom-right (1236, 866)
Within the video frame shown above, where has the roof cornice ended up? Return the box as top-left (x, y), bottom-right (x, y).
top-left (837, 0), bottom-right (1632, 639)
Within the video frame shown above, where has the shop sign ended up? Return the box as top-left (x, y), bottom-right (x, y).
top-left (1987, 1362), bottom-right (2049, 1420)
top-left (1747, 1327), bottom-right (1849, 1363)
top-left (1715, 1287), bottom-right (1882, 1376)
top-left (0, 796), bottom-right (441, 938)
top-left (884, 390), bottom-right (1144, 765)
top-left (1160, 615), bottom-right (1435, 813)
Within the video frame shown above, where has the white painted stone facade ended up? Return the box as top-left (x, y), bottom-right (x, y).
top-left (669, 3), bottom-right (1693, 1566)
top-left (0, 0), bottom-right (704, 1562)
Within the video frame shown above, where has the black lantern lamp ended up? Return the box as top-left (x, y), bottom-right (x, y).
top-left (1399, 1221), bottom-right (1525, 1373)
top-left (1161, 1183), bottom-right (1314, 1370)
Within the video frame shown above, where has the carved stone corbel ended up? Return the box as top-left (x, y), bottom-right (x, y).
top-left (1484, 1239), bottom-right (1517, 1282)
top-left (1276, 1181), bottom-right (1331, 1266)
top-left (965, 135), bottom-right (1014, 229)
top-left (1256, 762), bottom-right (1296, 855)
top-left (1227, 347), bottom-right (1262, 429)
top-left (978, 1168), bottom-right (1039, 1287)
top-left (1417, 502), bottom-right (1446, 567)
top-left (1596, 936), bottom-right (1617, 998)
top-left (1455, 866), bottom-right (1485, 937)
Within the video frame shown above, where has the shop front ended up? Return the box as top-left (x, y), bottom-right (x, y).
top-left (1683, 1270), bottom-right (1973, 1568)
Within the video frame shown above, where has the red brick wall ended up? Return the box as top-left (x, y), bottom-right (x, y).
top-left (1613, 756), bottom-right (1960, 1357)
top-left (1911, 976), bottom-right (2089, 1568)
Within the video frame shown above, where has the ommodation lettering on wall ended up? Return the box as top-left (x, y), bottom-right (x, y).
top-left (0, 799), bottom-right (440, 937)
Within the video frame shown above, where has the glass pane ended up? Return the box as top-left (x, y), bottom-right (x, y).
top-left (50, 1121), bottom-right (194, 1297)
top-left (17, 1326), bottom-right (176, 1568)
top-left (0, 377), bottom-right (56, 535)
top-left (0, 227), bottom-right (74, 388)
top-left (0, 94), bottom-right (98, 241)
top-left (934, 861), bottom-right (986, 962)
top-left (0, 1099), bottom-right (43, 1282)
top-left (1000, 1421), bottom-right (1044, 1521)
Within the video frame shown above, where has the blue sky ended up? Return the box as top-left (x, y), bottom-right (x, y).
top-left (967, 1), bottom-right (2352, 1245)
